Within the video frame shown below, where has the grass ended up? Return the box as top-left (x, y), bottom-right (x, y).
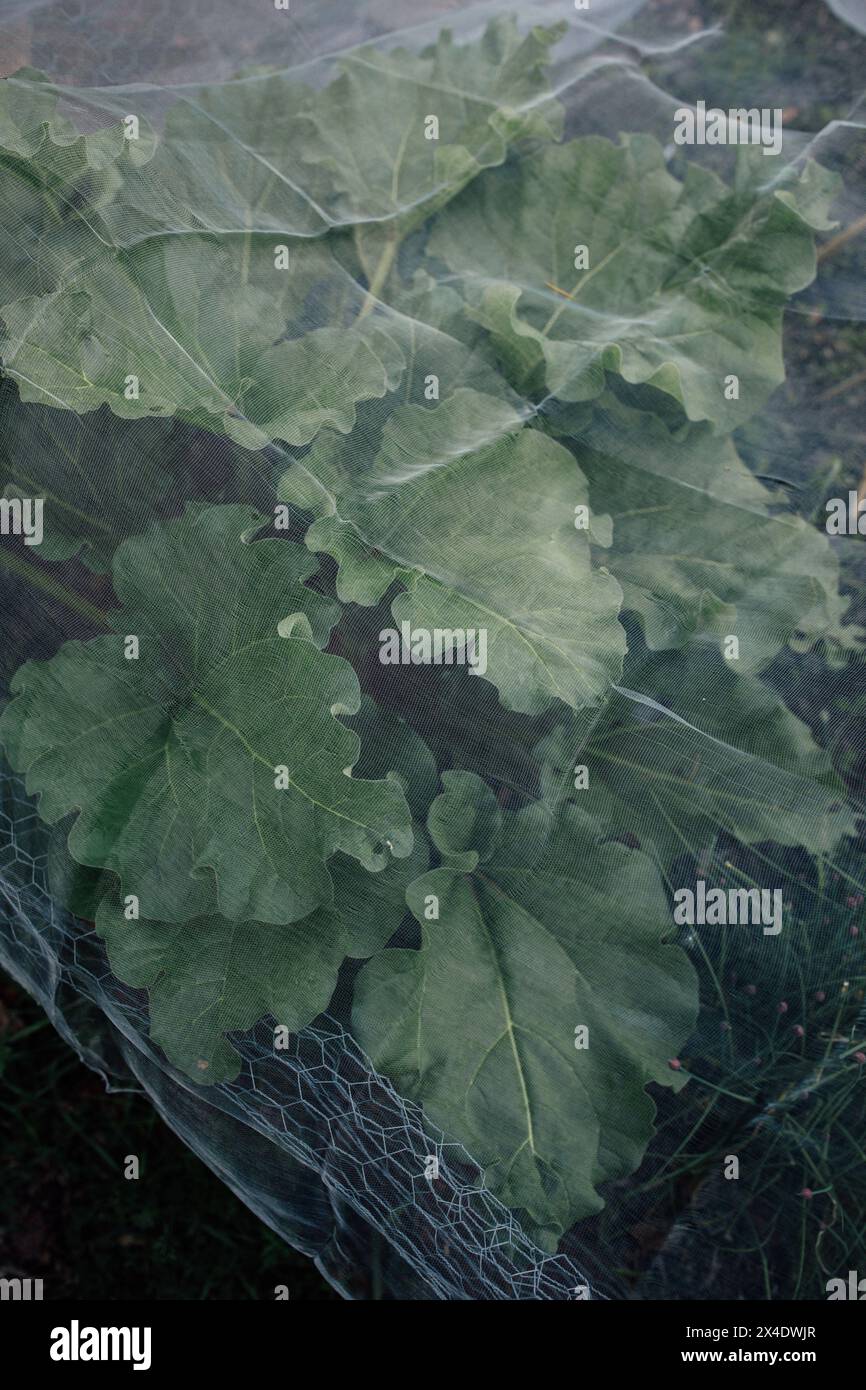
top-left (563, 831), bottom-right (866, 1300)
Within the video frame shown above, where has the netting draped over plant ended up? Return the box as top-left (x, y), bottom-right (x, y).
top-left (1, 0), bottom-right (866, 1299)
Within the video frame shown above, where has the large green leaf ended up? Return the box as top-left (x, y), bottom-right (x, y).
top-left (0, 74), bottom-right (402, 443)
top-left (0, 68), bottom-right (154, 161)
top-left (0, 70), bottom-right (156, 304)
top-left (353, 770), bottom-right (697, 1248)
top-left (94, 832), bottom-right (428, 1083)
top-left (279, 388), bottom-right (626, 715)
top-left (428, 135), bottom-right (838, 428)
top-left (39, 698), bottom-right (432, 1082)
top-left (29, 17), bottom-right (561, 250)
top-left (0, 18), bottom-right (563, 441)
top-left (0, 504), bottom-right (413, 924)
top-left (284, 17), bottom-right (563, 281)
top-left (551, 395), bottom-right (859, 668)
top-left (0, 234), bottom-right (398, 450)
top-left (97, 899), bottom-right (350, 1080)
top-left (536, 646), bottom-right (855, 865)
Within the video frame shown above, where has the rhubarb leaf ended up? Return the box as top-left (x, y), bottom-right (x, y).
top-left (536, 646), bottom-right (855, 864)
top-left (353, 769), bottom-right (697, 1248)
top-left (0, 236), bottom-right (398, 450)
top-left (552, 395), bottom-right (859, 668)
top-left (0, 504), bottom-right (413, 924)
top-left (287, 16), bottom-right (563, 278)
top-left (0, 17), bottom-right (564, 440)
top-left (94, 831), bottom-right (428, 1082)
top-left (280, 388), bottom-right (626, 715)
top-left (428, 135), bottom-right (838, 428)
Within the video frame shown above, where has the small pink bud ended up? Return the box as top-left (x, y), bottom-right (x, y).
top-left (851, 925), bottom-right (859, 938)
top-left (855, 1053), bottom-right (866, 1065)
top-left (793, 1025), bottom-right (805, 1038)
top-left (801, 1187), bottom-right (814, 1200)
top-left (815, 991), bottom-right (826, 1003)
top-left (668, 1057), bottom-right (682, 1071)
top-left (778, 1001), bottom-right (788, 1014)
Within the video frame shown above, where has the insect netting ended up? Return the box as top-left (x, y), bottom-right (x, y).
top-left (1, 0), bottom-right (866, 1301)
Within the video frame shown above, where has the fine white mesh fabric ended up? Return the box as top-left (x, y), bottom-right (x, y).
top-left (1, 0), bottom-right (865, 1300)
